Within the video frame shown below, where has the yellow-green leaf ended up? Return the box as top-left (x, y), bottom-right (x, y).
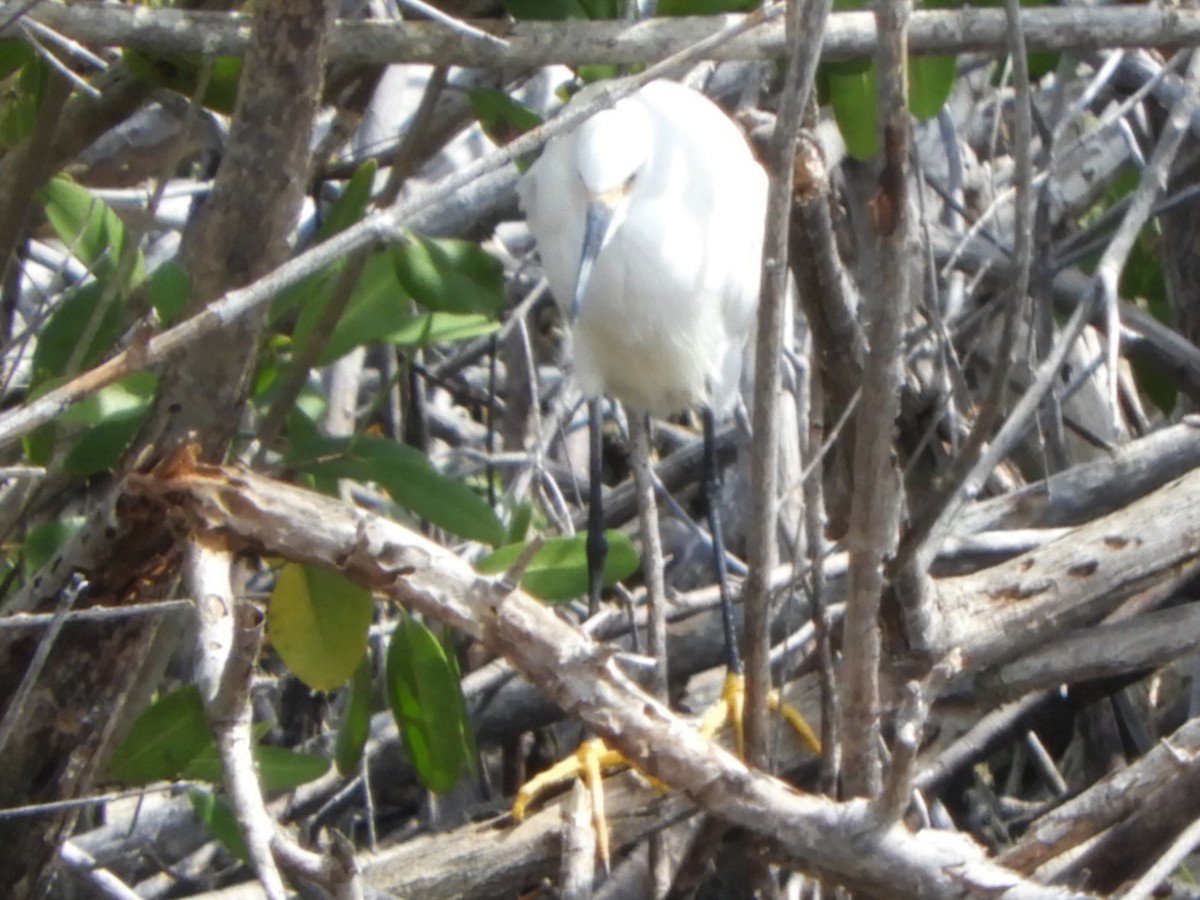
top-left (268, 564), bottom-right (374, 692)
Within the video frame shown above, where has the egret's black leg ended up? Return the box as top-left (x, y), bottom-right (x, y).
top-left (586, 398), bottom-right (608, 617)
top-left (703, 407), bottom-right (741, 676)
top-left (697, 410), bottom-right (821, 758)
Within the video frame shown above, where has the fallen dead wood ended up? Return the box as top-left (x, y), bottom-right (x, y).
top-left (931, 466), bottom-right (1200, 669)
top-left (124, 448), bottom-right (1200, 897)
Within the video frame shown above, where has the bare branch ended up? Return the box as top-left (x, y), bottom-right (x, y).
top-left (839, 0), bottom-right (911, 799)
top-left (629, 414), bottom-right (668, 701)
top-left (4, 5), bottom-right (1200, 65)
top-left (745, 0), bottom-right (832, 765)
top-left (184, 540), bottom-right (287, 900)
top-left (123, 453), bottom-right (1096, 899)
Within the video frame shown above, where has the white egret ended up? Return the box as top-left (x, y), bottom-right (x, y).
top-left (514, 79), bottom-right (814, 859)
top-left (521, 79), bottom-right (767, 419)
top-left (520, 77), bottom-right (768, 627)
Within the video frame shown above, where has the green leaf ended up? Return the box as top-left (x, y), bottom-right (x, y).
top-left (1027, 51), bottom-right (1060, 82)
top-left (31, 282), bottom-right (122, 386)
top-left (189, 790), bottom-right (249, 863)
top-left (505, 501), bottom-right (533, 545)
top-left (468, 88), bottom-right (542, 146)
top-left (148, 261), bottom-right (190, 326)
top-left (580, 0), bottom-right (619, 16)
top-left (254, 746), bottom-right (331, 791)
top-left (62, 408), bottom-right (150, 476)
top-left (22, 403), bottom-right (58, 466)
top-left (24, 517), bottom-right (85, 579)
top-left (825, 59), bottom-right (878, 161)
top-left (291, 250), bottom-right (421, 365)
top-left (385, 611), bottom-right (472, 794)
top-left (57, 371), bottom-right (155, 426)
top-left (291, 254), bottom-right (497, 369)
top-left (271, 161), bottom-right (381, 325)
top-left (657, 0), bottom-right (757, 13)
top-left (124, 52), bottom-right (242, 115)
top-left (393, 236), bottom-right (505, 317)
top-left (287, 435), bottom-right (506, 546)
top-left (177, 738), bottom-right (329, 792)
top-left (55, 372), bottom-right (157, 476)
top-left (909, 55), bottom-right (956, 121)
top-left (0, 39), bottom-right (34, 82)
top-left (108, 686), bottom-right (212, 785)
top-left (267, 563), bottom-right (374, 693)
top-left (285, 385), bottom-right (327, 449)
top-left (502, 0), bottom-right (590, 18)
top-left (38, 176), bottom-right (144, 286)
top-left (335, 655), bottom-right (375, 776)
top-left (476, 532), bottom-right (640, 602)
top-left (577, 65), bottom-right (620, 84)
top-left (439, 629), bottom-right (479, 778)
top-left (318, 159), bottom-right (378, 242)
top-left (109, 685), bottom-right (329, 791)
top-left (0, 47), bottom-right (45, 148)
top-left (175, 745), bottom-right (222, 785)
top-left (375, 312), bottom-right (498, 351)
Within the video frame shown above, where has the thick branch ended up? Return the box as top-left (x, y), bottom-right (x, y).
top-left (4, 6), bottom-right (1200, 65)
top-left (122, 452), bottom-right (1091, 899)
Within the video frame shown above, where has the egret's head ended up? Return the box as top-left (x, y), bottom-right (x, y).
top-left (569, 102), bottom-right (652, 322)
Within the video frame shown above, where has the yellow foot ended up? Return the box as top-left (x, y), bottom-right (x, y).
top-left (511, 676), bottom-right (818, 869)
top-left (511, 737), bottom-right (626, 867)
top-left (699, 672), bottom-right (822, 757)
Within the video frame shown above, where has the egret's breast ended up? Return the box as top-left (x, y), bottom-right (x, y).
top-left (570, 197), bottom-right (742, 415)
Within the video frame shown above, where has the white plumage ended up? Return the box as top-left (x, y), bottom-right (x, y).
top-left (519, 79), bottom-right (768, 417)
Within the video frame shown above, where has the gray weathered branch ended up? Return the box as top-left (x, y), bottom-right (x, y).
top-left (3, 4), bottom-right (1200, 66)
top-left (122, 452), bottom-right (1109, 898)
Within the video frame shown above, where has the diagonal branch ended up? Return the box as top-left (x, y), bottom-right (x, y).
top-left (123, 451), bottom-right (1093, 899)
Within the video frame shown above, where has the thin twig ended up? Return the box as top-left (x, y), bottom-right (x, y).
top-left (630, 414), bottom-right (668, 701)
top-left (0, 782), bottom-right (205, 819)
top-left (958, 47), bottom-right (1200, 500)
top-left (1095, 47), bottom-right (1200, 428)
top-left (744, 0), bottom-right (832, 766)
top-left (58, 841), bottom-right (140, 900)
top-left (185, 539), bottom-right (286, 899)
top-left (394, 0), bottom-right (508, 48)
top-left (839, 0), bottom-right (911, 799)
top-left (559, 781), bottom-right (597, 900)
top-left (20, 15), bottom-right (107, 70)
top-left (126, 460), bottom-right (1094, 900)
top-left (875, 654), bottom-right (959, 823)
top-left (1121, 814), bottom-right (1200, 900)
top-left (0, 573), bottom-right (86, 757)
top-left (0, 598), bottom-right (193, 629)
top-left (17, 22), bottom-right (100, 97)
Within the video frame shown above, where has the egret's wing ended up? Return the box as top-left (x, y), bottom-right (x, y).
top-left (519, 137), bottom-right (588, 318)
